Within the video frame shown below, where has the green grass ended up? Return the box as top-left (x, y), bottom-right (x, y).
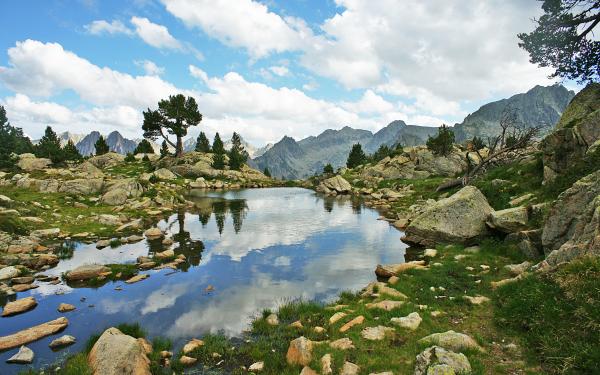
top-left (495, 256), bottom-right (600, 374)
top-left (473, 154), bottom-right (544, 210)
top-left (0, 214), bottom-right (30, 235)
top-left (540, 147), bottom-right (600, 200)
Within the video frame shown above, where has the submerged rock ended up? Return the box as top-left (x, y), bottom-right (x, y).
top-left (6, 345), bottom-right (34, 364)
top-left (88, 327), bottom-right (150, 375)
top-left (0, 317), bottom-right (69, 351)
top-left (2, 297), bottom-right (37, 317)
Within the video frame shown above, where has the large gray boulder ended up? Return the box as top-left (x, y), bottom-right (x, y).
top-left (58, 178), bottom-right (104, 195)
top-left (486, 206), bottom-right (529, 233)
top-left (542, 83), bottom-right (600, 183)
top-left (542, 170), bottom-right (600, 266)
top-left (320, 175), bottom-right (352, 194)
top-left (87, 152), bottom-right (125, 169)
top-left (16, 154), bottom-right (51, 171)
top-left (402, 186), bottom-right (494, 246)
top-left (88, 327), bottom-right (150, 375)
top-left (101, 179), bottom-right (144, 206)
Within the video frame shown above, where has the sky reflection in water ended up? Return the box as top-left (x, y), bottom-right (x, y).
top-left (0, 188), bottom-right (407, 373)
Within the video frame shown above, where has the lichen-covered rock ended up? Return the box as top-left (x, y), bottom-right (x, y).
top-left (17, 154), bottom-right (51, 171)
top-left (403, 186), bottom-right (493, 246)
top-left (101, 179), bottom-right (144, 206)
top-left (319, 175), bottom-right (352, 194)
top-left (58, 178), bottom-right (104, 195)
top-left (88, 327), bottom-right (150, 375)
top-left (152, 168), bottom-right (177, 180)
top-left (87, 152), bottom-right (126, 169)
top-left (486, 206), bottom-right (529, 233)
top-left (286, 336), bottom-right (313, 366)
top-left (418, 331), bottom-right (482, 352)
top-left (414, 346), bottom-right (471, 375)
top-left (542, 170), bottom-right (600, 266)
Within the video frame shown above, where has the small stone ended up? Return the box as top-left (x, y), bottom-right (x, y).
top-left (463, 295), bottom-right (490, 305)
top-left (160, 351), bottom-right (172, 358)
top-left (179, 355), bottom-right (197, 366)
top-left (96, 240), bottom-right (111, 249)
top-left (182, 338), bottom-right (204, 354)
top-left (286, 336), bottom-right (313, 366)
top-left (10, 277), bottom-right (34, 285)
top-left (418, 330), bottom-right (483, 352)
top-left (321, 353), bottom-right (333, 374)
top-left (330, 337), bottom-right (354, 350)
top-left (391, 312), bottom-right (422, 330)
top-left (0, 266), bottom-right (21, 281)
top-left (300, 366), bottom-right (318, 375)
top-left (289, 320), bottom-right (303, 329)
top-left (144, 227), bottom-right (163, 239)
top-left (266, 313), bottom-right (279, 326)
top-left (57, 303), bottom-right (76, 313)
top-left (339, 315), bottom-right (365, 332)
top-left (248, 361), bottom-right (264, 372)
top-left (313, 326), bottom-right (325, 333)
top-left (6, 346), bottom-right (34, 364)
top-left (329, 312), bottom-right (347, 324)
top-left (341, 361), bottom-right (360, 375)
top-left (366, 300), bottom-right (404, 311)
top-left (49, 335), bottom-right (76, 349)
top-left (205, 284), bottom-right (214, 292)
top-left (361, 326), bottom-right (395, 341)
top-left (125, 274), bottom-right (149, 284)
top-left (424, 248), bottom-right (438, 258)
top-left (388, 276), bottom-right (399, 285)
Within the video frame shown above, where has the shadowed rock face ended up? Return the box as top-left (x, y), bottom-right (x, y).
top-left (402, 186), bottom-right (494, 247)
top-left (543, 170), bottom-right (600, 266)
top-left (542, 83), bottom-right (600, 183)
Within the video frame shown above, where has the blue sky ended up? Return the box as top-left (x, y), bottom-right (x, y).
top-left (0, 0), bottom-right (578, 146)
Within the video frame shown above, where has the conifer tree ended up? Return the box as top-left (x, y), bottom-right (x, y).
top-left (62, 140), bottom-right (82, 161)
top-left (134, 139), bottom-right (154, 154)
top-left (195, 131), bottom-right (211, 153)
top-left (160, 140), bottom-right (170, 158)
top-left (94, 135), bottom-right (110, 156)
top-left (36, 126), bottom-right (65, 163)
top-left (426, 124), bottom-right (455, 156)
top-left (0, 106), bottom-right (33, 168)
top-left (263, 167), bottom-right (271, 177)
top-left (228, 132), bottom-right (248, 171)
top-left (346, 143), bottom-right (366, 168)
top-left (211, 132), bottom-right (226, 169)
top-left (323, 163), bottom-right (334, 174)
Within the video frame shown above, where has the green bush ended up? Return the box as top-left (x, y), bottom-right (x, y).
top-left (124, 153), bottom-right (136, 162)
top-left (426, 124), bottom-right (455, 156)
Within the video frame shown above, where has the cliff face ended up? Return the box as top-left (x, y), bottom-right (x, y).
top-left (453, 84), bottom-right (575, 142)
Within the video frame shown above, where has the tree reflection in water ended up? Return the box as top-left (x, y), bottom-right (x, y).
top-left (194, 197), bottom-right (249, 234)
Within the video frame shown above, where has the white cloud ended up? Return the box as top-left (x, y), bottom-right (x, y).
top-left (84, 19), bottom-right (133, 35)
top-left (341, 90), bottom-right (394, 115)
top-left (0, 40), bottom-right (183, 108)
top-left (135, 59), bottom-right (165, 76)
top-left (161, 0), bottom-right (311, 58)
top-left (269, 65), bottom-right (289, 77)
top-left (130, 16), bottom-right (183, 50)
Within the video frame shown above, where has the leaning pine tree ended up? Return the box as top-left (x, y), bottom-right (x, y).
top-left (142, 94), bottom-right (202, 157)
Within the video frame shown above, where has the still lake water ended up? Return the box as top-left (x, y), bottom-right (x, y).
top-left (0, 188), bottom-right (408, 372)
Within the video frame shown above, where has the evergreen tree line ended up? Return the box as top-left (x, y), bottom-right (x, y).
top-left (345, 142), bottom-right (405, 169)
top-left (194, 131), bottom-right (249, 171)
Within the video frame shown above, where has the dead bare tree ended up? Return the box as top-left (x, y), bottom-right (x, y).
top-left (436, 106), bottom-right (542, 191)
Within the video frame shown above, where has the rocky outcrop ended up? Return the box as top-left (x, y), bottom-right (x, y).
top-left (402, 186), bottom-right (494, 246)
top-left (88, 327), bottom-right (151, 375)
top-left (0, 317), bottom-right (69, 351)
top-left (542, 83), bottom-right (600, 183)
top-left (486, 206), bottom-right (529, 233)
top-left (87, 152), bottom-right (126, 169)
top-left (101, 179), bottom-right (144, 206)
top-left (317, 175), bottom-right (352, 194)
top-left (58, 178), bottom-right (104, 195)
top-left (17, 154), bottom-right (51, 171)
top-left (542, 170), bottom-right (600, 266)
top-left (360, 146), bottom-right (470, 180)
top-left (414, 346), bottom-right (472, 375)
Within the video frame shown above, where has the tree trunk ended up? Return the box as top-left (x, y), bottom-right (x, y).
top-left (175, 136), bottom-right (184, 157)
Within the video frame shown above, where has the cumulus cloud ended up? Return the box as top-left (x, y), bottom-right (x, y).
top-left (163, 0), bottom-right (556, 102)
top-left (130, 16), bottom-right (183, 50)
top-left (84, 19), bottom-right (133, 35)
top-left (135, 59), bottom-right (165, 76)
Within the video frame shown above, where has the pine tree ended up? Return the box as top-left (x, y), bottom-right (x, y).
top-left (134, 139), bottom-right (154, 154)
top-left (0, 106), bottom-right (33, 168)
top-left (62, 140), bottom-right (82, 161)
top-left (263, 167), bottom-right (271, 177)
top-left (228, 132), bottom-right (248, 171)
top-left (211, 132), bottom-right (226, 170)
top-left (36, 126), bottom-right (64, 163)
top-left (160, 140), bottom-right (170, 158)
top-left (346, 143), bottom-right (366, 168)
top-left (94, 135), bottom-right (110, 156)
top-left (195, 131), bottom-right (211, 153)
top-left (426, 124), bottom-right (455, 156)
top-left (323, 163), bottom-right (334, 174)
top-left (124, 152), bottom-right (136, 162)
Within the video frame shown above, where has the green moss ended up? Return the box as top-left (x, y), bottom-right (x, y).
top-left (495, 256), bottom-right (600, 374)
